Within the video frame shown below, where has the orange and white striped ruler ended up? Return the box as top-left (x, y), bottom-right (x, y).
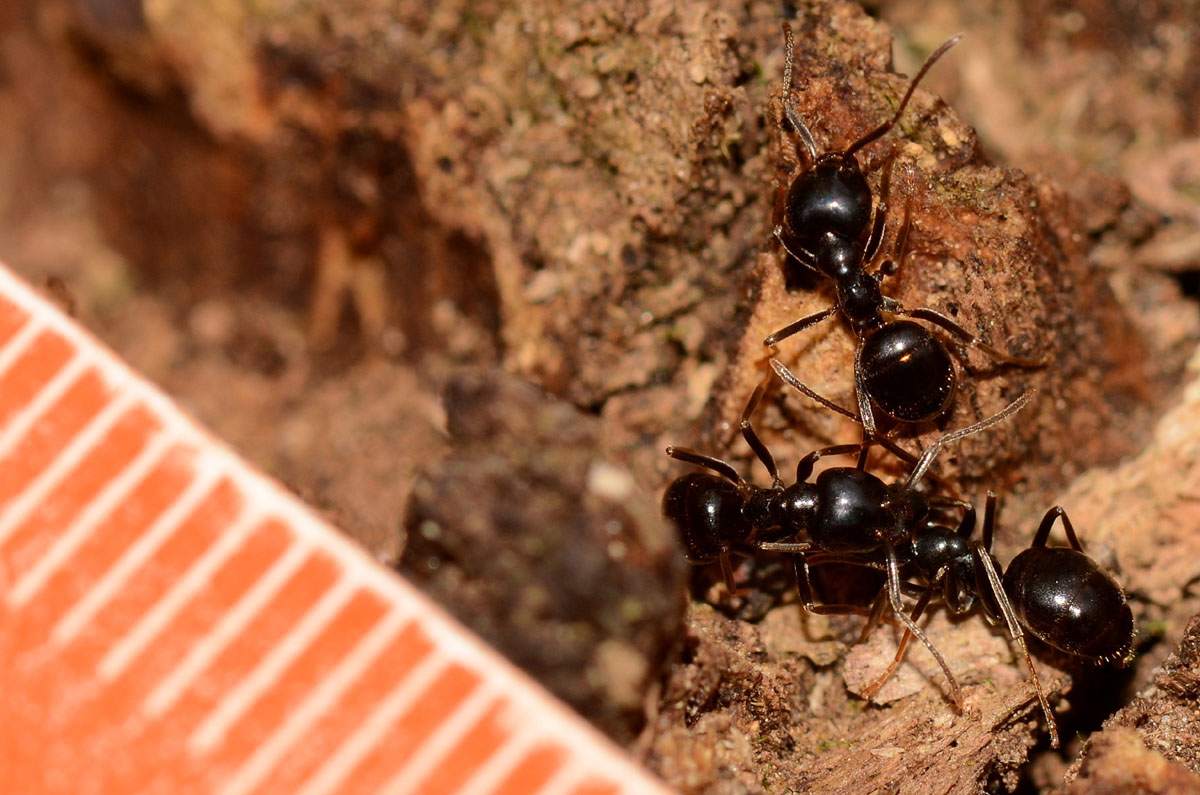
top-left (0, 263), bottom-right (671, 795)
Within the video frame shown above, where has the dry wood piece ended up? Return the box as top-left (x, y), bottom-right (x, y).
top-left (1068, 617), bottom-right (1200, 792)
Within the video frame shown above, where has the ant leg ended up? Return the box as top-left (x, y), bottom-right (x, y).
top-left (718, 552), bottom-right (748, 598)
top-left (873, 194), bottom-right (911, 281)
top-left (854, 344), bottom-right (881, 439)
top-left (790, 555), bottom-right (878, 618)
top-left (770, 358), bottom-right (858, 420)
top-left (740, 372), bottom-right (782, 486)
top-left (881, 539), bottom-right (963, 710)
top-left (779, 23), bottom-right (818, 163)
top-left (665, 446), bottom-right (744, 486)
top-left (861, 586), bottom-right (936, 701)
top-left (764, 305), bottom-right (837, 348)
top-left (861, 191), bottom-right (888, 267)
top-left (858, 588), bottom-right (891, 643)
top-left (855, 442), bottom-right (871, 471)
top-left (861, 151), bottom-right (897, 267)
top-left (982, 490), bottom-right (997, 551)
top-left (970, 492), bottom-right (1060, 747)
top-left (1031, 505), bottom-right (1084, 552)
top-left (970, 533), bottom-right (1060, 749)
top-left (793, 443), bottom-right (873, 482)
top-left (902, 388), bottom-right (1036, 491)
top-left (887, 303), bottom-right (1048, 368)
top-left (799, 553), bottom-right (927, 638)
top-left (772, 227), bottom-right (823, 276)
top-left (929, 496), bottom-right (976, 539)
top-left (757, 541), bottom-right (811, 554)
top-left (796, 554), bottom-right (892, 574)
top-left (844, 34), bottom-right (964, 158)
top-left (971, 492), bottom-right (1005, 627)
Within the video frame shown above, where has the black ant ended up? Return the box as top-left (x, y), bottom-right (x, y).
top-left (847, 491), bottom-right (1133, 750)
top-left (772, 357), bottom-right (1132, 747)
top-left (662, 374), bottom-right (1034, 709)
top-left (768, 23), bottom-right (1044, 437)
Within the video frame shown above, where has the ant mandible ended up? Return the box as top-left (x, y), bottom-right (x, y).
top-left (768, 22), bottom-right (1044, 437)
top-left (662, 373), bottom-right (1034, 710)
top-left (855, 491), bottom-right (1134, 749)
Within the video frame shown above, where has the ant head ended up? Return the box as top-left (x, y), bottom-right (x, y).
top-left (784, 159), bottom-right (873, 257)
top-left (662, 473), bottom-right (752, 563)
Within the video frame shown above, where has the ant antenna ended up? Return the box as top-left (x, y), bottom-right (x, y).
top-left (770, 358), bottom-right (858, 421)
top-left (664, 446), bottom-right (745, 487)
top-left (844, 34), bottom-right (963, 158)
top-left (780, 22), bottom-right (818, 162)
top-left (903, 388), bottom-right (1035, 490)
top-left (770, 357), bottom-right (961, 495)
top-left (769, 358), bottom-right (1033, 494)
top-left (740, 371), bottom-right (784, 488)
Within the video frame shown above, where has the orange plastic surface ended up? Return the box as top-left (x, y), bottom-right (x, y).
top-left (0, 265), bottom-right (671, 795)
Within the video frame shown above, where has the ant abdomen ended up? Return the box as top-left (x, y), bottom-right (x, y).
top-left (661, 473), bottom-right (751, 564)
top-left (1003, 546), bottom-right (1134, 663)
top-left (859, 320), bottom-right (956, 422)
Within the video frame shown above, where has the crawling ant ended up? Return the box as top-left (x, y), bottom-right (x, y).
top-left (851, 491), bottom-right (1133, 749)
top-left (768, 23), bottom-right (1043, 436)
top-left (774, 358), bottom-right (1133, 747)
top-left (663, 373), bottom-right (1033, 709)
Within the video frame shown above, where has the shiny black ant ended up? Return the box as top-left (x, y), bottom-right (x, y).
top-left (851, 492), bottom-right (1133, 749)
top-left (662, 374), bottom-right (1034, 709)
top-left (770, 358), bottom-right (1131, 746)
top-left (768, 23), bottom-right (1043, 437)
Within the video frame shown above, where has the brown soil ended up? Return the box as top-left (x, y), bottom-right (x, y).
top-left (3, 0), bottom-right (1200, 791)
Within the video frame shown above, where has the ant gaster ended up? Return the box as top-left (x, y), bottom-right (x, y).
top-left (769, 23), bottom-right (1044, 436)
top-left (856, 491), bottom-right (1134, 749)
top-left (663, 374), bottom-right (1034, 710)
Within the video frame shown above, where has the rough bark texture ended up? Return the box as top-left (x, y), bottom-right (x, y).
top-left (1067, 616), bottom-right (1200, 794)
top-left (2, 0), bottom-right (1200, 792)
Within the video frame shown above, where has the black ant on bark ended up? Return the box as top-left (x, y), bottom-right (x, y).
top-left (768, 22), bottom-right (1044, 437)
top-left (662, 371), bottom-right (1033, 710)
top-left (771, 358), bottom-right (1133, 748)
top-left (856, 491), bottom-right (1134, 749)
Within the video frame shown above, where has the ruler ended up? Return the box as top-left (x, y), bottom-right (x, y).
top-left (0, 263), bottom-right (670, 795)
